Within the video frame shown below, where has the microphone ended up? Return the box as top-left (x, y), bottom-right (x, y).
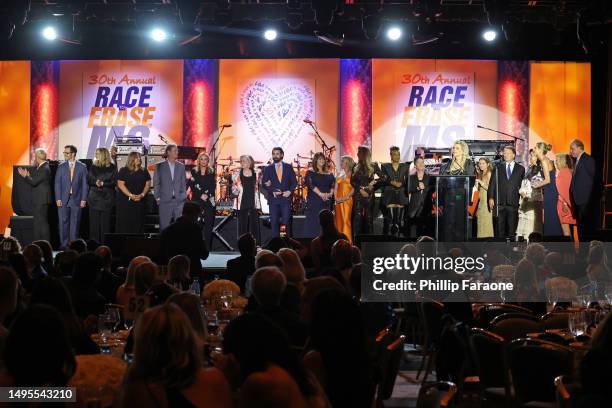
top-left (476, 125), bottom-right (484, 129)
top-left (303, 118), bottom-right (313, 124)
top-left (221, 123), bottom-right (232, 128)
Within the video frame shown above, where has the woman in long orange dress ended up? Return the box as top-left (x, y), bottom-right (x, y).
top-left (334, 156), bottom-right (355, 244)
top-left (554, 153), bottom-right (576, 237)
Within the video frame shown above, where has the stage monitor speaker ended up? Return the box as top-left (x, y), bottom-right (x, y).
top-left (146, 155), bottom-right (165, 178)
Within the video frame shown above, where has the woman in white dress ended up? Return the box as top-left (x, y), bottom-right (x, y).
top-left (516, 149), bottom-right (544, 239)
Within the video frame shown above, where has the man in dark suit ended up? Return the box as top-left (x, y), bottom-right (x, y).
top-left (569, 139), bottom-right (599, 238)
top-left (225, 232), bottom-right (257, 292)
top-left (488, 146), bottom-right (525, 238)
top-left (18, 148), bottom-right (51, 241)
top-left (261, 147), bottom-right (297, 237)
top-left (160, 201), bottom-right (209, 278)
top-left (54, 145), bottom-right (88, 249)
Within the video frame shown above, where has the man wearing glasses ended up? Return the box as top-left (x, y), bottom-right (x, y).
top-left (54, 145), bottom-right (88, 249)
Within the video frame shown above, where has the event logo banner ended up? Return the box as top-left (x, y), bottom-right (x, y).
top-left (397, 72), bottom-right (475, 160)
top-left (238, 78), bottom-right (315, 161)
top-left (82, 72), bottom-right (171, 158)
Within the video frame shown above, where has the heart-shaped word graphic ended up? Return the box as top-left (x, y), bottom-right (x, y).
top-left (240, 80), bottom-right (314, 153)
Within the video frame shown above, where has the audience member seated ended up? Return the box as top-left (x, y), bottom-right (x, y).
top-left (94, 246), bottom-right (122, 304)
top-left (310, 210), bottom-right (349, 276)
top-left (30, 277), bottom-right (99, 355)
top-left (166, 255), bottom-right (192, 291)
top-left (543, 251), bottom-right (563, 278)
top-left (53, 250), bottom-right (78, 278)
top-left (278, 248), bottom-right (306, 292)
top-left (121, 304), bottom-right (231, 408)
top-left (351, 245), bottom-right (362, 265)
top-left (586, 242), bottom-right (610, 284)
top-left (300, 277), bottom-right (346, 325)
top-left (160, 201), bottom-right (209, 279)
top-left (255, 249), bottom-right (284, 269)
top-left (1, 304), bottom-right (76, 387)
top-left (528, 231), bottom-right (543, 242)
top-left (166, 292), bottom-right (207, 342)
top-left (219, 313), bottom-right (328, 408)
top-left (348, 264), bottom-right (393, 339)
top-left (64, 252), bottom-right (107, 319)
top-left (23, 243), bottom-right (48, 281)
top-left (328, 239), bottom-right (353, 288)
top-left (0, 266), bottom-right (18, 370)
top-left (511, 258), bottom-right (546, 314)
top-left (0, 236), bottom-right (21, 263)
top-left (116, 256), bottom-right (151, 307)
top-left (86, 239), bottom-right (100, 252)
top-left (250, 266), bottom-right (308, 348)
top-left (264, 236), bottom-right (307, 259)
top-left (524, 242), bottom-right (546, 276)
top-left (32, 240), bottom-right (55, 276)
top-left (226, 233), bottom-right (257, 292)
top-left (304, 289), bottom-right (375, 408)
top-left (69, 239), bottom-right (88, 254)
top-left (134, 262), bottom-right (177, 307)
top-left (579, 313), bottom-right (612, 406)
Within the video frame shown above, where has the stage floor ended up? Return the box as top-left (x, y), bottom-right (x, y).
top-left (201, 251), bottom-right (239, 269)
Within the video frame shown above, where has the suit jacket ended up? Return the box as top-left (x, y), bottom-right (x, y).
top-left (570, 152), bottom-right (595, 206)
top-left (488, 161), bottom-right (525, 207)
top-left (261, 162), bottom-right (297, 205)
top-left (153, 160), bottom-right (187, 203)
top-left (160, 216), bottom-right (210, 277)
top-left (54, 160), bottom-right (89, 205)
top-left (406, 172), bottom-right (433, 218)
top-left (25, 162), bottom-right (52, 207)
top-left (225, 255), bottom-right (256, 292)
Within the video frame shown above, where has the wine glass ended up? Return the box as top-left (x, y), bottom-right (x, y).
top-left (546, 286), bottom-right (558, 311)
top-left (568, 312), bottom-right (586, 337)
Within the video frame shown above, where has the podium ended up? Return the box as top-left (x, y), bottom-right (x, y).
top-left (434, 175), bottom-right (474, 241)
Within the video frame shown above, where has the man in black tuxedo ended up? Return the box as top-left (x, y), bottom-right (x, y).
top-left (18, 148), bottom-right (51, 242)
top-left (569, 139), bottom-right (599, 238)
top-left (488, 146), bottom-right (525, 238)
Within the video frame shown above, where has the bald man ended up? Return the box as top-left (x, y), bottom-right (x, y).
top-left (18, 148), bottom-right (52, 242)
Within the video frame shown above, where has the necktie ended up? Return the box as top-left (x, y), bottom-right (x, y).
top-left (69, 162), bottom-right (74, 194)
top-left (506, 163), bottom-right (511, 180)
top-left (276, 163), bottom-right (282, 182)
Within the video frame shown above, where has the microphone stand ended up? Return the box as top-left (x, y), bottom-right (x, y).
top-left (210, 125), bottom-right (229, 172)
top-left (306, 121), bottom-right (336, 169)
top-left (476, 125), bottom-right (525, 142)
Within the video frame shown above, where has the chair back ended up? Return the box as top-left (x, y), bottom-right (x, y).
top-left (555, 375), bottom-right (583, 408)
top-left (490, 313), bottom-right (544, 340)
top-left (541, 311), bottom-right (571, 330)
top-left (476, 303), bottom-right (533, 328)
top-left (507, 338), bottom-right (574, 404)
top-left (418, 298), bottom-right (445, 345)
top-left (470, 328), bottom-right (506, 388)
top-left (416, 381), bottom-right (457, 408)
top-left (377, 334), bottom-right (406, 401)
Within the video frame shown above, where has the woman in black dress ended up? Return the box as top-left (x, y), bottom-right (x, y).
top-left (438, 140), bottom-right (475, 241)
top-left (351, 145), bottom-right (385, 237)
top-left (188, 152), bottom-right (216, 247)
top-left (405, 156), bottom-right (432, 238)
top-left (231, 155), bottom-right (262, 241)
top-left (380, 146), bottom-right (409, 236)
top-left (116, 152), bottom-right (151, 233)
top-left (303, 152), bottom-right (335, 238)
top-left (87, 147), bottom-right (117, 243)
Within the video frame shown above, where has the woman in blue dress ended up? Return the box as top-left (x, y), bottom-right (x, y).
top-left (303, 152), bottom-right (336, 238)
top-left (533, 142), bottom-right (563, 236)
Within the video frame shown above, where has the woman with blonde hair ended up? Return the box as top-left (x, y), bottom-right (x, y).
top-left (116, 256), bottom-right (151, 308)
top-left (532, 142), bottom-right (562, 236)
top-left (87, 147), bottom-right (117, 242)
top-left (554, 153), bottom-right (576, 237)
top-left (334, 155), bottom-right (355, 243)
top-left (439, 140), bottom-right (475, 240)
top-left (116, 152), bottom-right (151, 233)
top-left (516, 149), bottom-right (544, 239)
top-left (278, 248), bottom-right (306, 289)
top-left (232, 155), bottom-right (262, 241)
top-left (188, 152), bottom-right (216, 246)
top-left (122, 304), bottom-right (231, 408)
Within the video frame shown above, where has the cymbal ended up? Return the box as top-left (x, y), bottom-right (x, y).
top-left (253, 160), bottom-right (263, 164)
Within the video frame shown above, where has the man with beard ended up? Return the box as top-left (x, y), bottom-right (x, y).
top-left (261, 147), bottom-right (297, 237)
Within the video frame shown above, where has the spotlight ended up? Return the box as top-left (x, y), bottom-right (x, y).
top-left (151, 28), bottom-right (168, 42)
top-left (42, 26), bottom-right (57, 41)
top-left (264, 29), bottom-right (277, 41)
top-left (482, 29), bottom-right (497, 42)
top-left (387, 27), bottom-right (402, 41)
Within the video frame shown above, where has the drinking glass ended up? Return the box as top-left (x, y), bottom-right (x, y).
top-left (568, 312), bottom-right (586, 337)
top-left (546, 286), bottom-right (558, 310)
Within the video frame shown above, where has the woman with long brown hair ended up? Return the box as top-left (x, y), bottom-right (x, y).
top-left (189, 152), bottom-right (216, 246)
top-left (303, 152), bottom-right (335, 238)
top-left (475, 157), bottom-right (494, 238)
top-left (351, 145), bottom-right (384, 236)
top-left (116, 152), bottom-right (151, 233)
top-left (87, 147), bottom-right (117, 242)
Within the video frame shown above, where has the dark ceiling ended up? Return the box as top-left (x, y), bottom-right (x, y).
top-left (0, 1), bottom-right (610, 60)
